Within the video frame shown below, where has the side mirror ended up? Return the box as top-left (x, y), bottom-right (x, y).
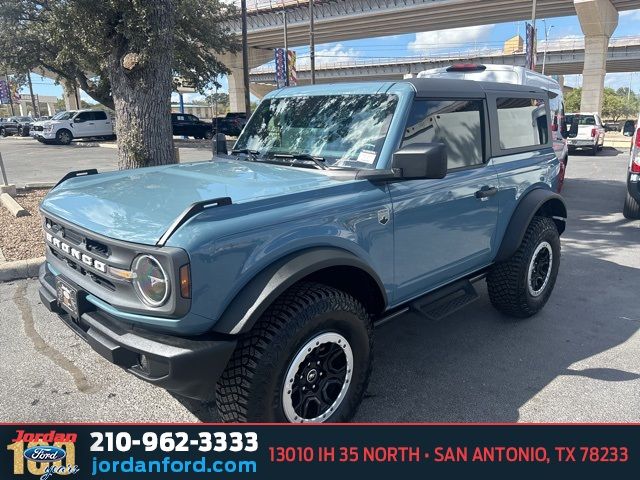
top-left (392, 143), bottom-right (447, 179)
top-left (215, 133), bottom-right (228, 155)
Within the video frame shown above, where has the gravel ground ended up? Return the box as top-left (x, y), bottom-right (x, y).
top-left (0, 189), bottom-right (48, 261)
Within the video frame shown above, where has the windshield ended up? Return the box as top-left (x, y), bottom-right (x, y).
top-left (16, 116), bottom-right (32, 122)
top-left (51, 111), bottom-right (76, 120)
top-left (234, 94), bottom-right (398, 169)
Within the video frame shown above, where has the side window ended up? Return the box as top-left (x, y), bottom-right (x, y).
top-left (75, 112), bottom-right (91, 122)
top-left (92, 111), bottom-right (107, 121)
top-left (496, 97), bottom-right (548, 149)
top-left (188, 115), bottom-right (199, 122)
top-left (402, 99), bottom-right (485, 169)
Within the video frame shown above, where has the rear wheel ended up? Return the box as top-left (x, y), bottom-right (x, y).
top-left (55, 129), bottom-right (72, 145)
top-left (216, 282), bottom-right (372, 423)
top-left (204, 130), bottom-right (214, 140)
top-left (623, 192), bottom-right (640, 219)
top-left (487, 216), bottom-right (560, 318)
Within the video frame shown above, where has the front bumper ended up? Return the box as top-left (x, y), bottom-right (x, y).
top-left (31, 130), bottom-right (56, 139)
top-left (39, 263), bottom-right (237, 400)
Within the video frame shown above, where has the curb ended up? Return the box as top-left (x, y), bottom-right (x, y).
top-left (0, 256), bottom-right (44, 282)
top-left (0, 192), bottom-right (29, 217)
top-left (23, 182), bottom-right (55, 189)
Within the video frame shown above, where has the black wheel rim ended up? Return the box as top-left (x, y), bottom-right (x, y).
top-left (283, 332), bottom-right (353, 422)
top-left (528, 241), bottom-right (553, 297)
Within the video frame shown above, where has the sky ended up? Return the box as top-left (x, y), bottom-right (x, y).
top-left (21, 8), bottom-right (640, 105)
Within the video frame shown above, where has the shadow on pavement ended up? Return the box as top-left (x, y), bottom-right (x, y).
top-left (180, 166), bottom-right (639, 423)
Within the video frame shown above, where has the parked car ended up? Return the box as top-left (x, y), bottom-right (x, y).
top-left (38, 79), bottom-right (565, 423)
top-left (31, 109), bottom-right (114, 145)
top-left (215, 112), bottom-right (247, 137)
top-left (623, 116), bottom-right (640, 219)
top-left (171, 113), bottom-right (214, 139)
top-left (418, 63), bottom-right (569, 191)
top-left (565, 112), bottom-right (605, 155)
top-left (604, 122), bottom-right (621, 132)
top-left (0, 116), bottom-right (35, 137)
top-left (622, 119), bottom-right (636, 137)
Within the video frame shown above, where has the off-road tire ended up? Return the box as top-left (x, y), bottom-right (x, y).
top-left (623, 192), bottom-right (640, 219)
top-left (0, 128), bottom-right (6, 137)
top-left (487, 216), bottom-right (560, 318)
top-left (216, 282), bottom-right (373, 423)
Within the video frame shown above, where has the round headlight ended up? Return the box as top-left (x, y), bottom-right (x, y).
top-left (132, 255), bottom-right (170, 307)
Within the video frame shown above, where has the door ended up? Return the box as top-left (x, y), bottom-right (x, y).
top-left (91, 111), bottom-right (112, 136)
top-left (389, 98), bottom-right (499, 303)
top-left (172, 114), bottom-right (187, 135)
top-left (71, 112), bottom-right (96, 137)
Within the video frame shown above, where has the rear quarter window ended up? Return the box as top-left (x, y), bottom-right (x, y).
top-left (496, 97), bottom-right (549, 150)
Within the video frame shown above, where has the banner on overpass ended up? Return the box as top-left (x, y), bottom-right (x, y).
top-left (287, 50), bottom-right (297, 86)
top-left (525, 22), bottom-right (536, 70)
top-left (0, 80), bottom-right (10, 105)
top-left (275, 48), bottom-right (287, 88)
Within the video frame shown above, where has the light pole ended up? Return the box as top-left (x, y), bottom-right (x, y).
top-left (541, 21), bottom-right (553, 76)
top-left (240, 0), bottom-right (251, 114)
top-left (309, 0), bottom-right (316, 85)
top-left (282, 1), bottom-right (289, 86)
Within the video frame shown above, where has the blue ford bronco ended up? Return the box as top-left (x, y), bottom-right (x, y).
top-left (39, 78), bottom-right (566, 423)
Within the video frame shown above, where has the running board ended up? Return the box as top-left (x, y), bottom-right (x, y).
top-left (375, 279), bottom-right (479, 327)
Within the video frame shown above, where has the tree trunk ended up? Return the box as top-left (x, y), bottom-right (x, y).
top-left (108, 1), bottom-right (175, 170)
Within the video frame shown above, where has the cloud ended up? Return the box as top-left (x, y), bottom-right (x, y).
top-left (620, 9), bottom-right (640, 20)
top-left (296, 43), bottom-right (362, 68)
top-left (408, 24), bottom-right (495, 54)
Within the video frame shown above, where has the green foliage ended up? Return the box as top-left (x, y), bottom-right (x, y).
top-left (563, 86), bottom-right (639, 121)
top-left (565, 87), bottom-right (582, 113)
top-left (0, 0), bottom-right (239, 107)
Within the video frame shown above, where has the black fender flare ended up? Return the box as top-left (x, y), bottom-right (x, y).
top-left (211, 247), bottom-right (388, 335)
top-left (494, 189), bottom-right (567, 263)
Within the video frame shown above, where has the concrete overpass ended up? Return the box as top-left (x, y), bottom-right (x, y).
top-left (248, 35), bottom-right (640, 85)
top-left (223, 0), bottom-right (638, 114)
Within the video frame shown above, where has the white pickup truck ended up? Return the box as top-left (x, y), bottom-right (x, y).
top-left (565, 112), bottom-right (605, 155)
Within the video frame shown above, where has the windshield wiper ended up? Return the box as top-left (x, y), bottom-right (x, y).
top-left (272, 153), bottom-right (328, 170)
top-left (231, 148), bottom-right (260, 161)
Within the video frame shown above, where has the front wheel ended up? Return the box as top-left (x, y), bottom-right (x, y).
top-left (487, 216), bottom-right (560, 318)
top-left (623, 192), bottom-right (640, 219)
top-left (0, 128), bottom-right (6, 137)
top-left (204, 130), bottom-right (214, 140)
top-left (55, 129), bottom-right (73, 145)
top-left (216, 282), bottom-right (372, 423)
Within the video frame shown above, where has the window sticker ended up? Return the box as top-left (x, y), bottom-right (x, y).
top-left (356, 150), bottom-right (377, 164)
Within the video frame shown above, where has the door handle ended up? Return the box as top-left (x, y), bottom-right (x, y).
top-left (475, 186), bottom-right (498, 200)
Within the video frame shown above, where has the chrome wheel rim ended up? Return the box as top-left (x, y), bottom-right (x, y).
top-left (282, 332), bottom-right (353, 423)
top-left (527, 241), bottom-right (553, 297)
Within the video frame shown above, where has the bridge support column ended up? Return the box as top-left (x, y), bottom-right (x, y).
top-left (224, 49), bottom-right (273, 114)
top-left (228, 66), bottom-right (248, 113)
top-left (249, 83), bottom-right (276, 100)
top-left (63, 83), bottom-right (81, 110)
top-left (574, 0), bottom-right (618, 114)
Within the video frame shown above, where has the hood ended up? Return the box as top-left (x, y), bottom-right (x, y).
top-left (41, 158), bottom-right (346, 245)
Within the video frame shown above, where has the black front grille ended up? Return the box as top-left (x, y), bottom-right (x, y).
top-left (86, 238), bottom-right (110, 257)
top-left (49, 247), bottom-right (116, 291)
top-left (32, 125), bottom-right (43, 131)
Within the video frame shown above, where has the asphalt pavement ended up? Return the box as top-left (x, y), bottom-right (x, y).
top-left (0, 148), bottom-right (638, 422)
top-left (0, 136), bottom-right (214, 187)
